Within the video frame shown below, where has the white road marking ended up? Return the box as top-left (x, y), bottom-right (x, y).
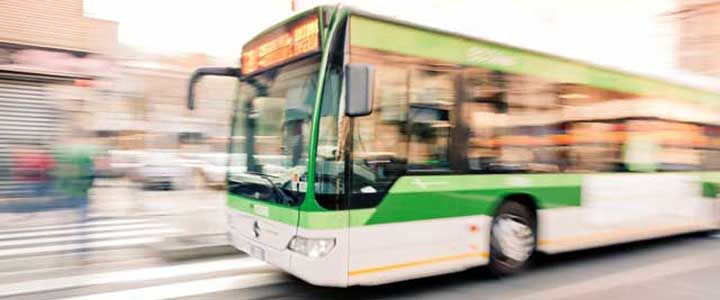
top-left (0, 257), bottom-right (161, 279)
top-left (0, 219), bottom-right (150, 234)
top-left (0, 237), bottom-right (161, 258)
top-left (0, 247), bottom-right (148, 266)
top-left (55, 273), bottom-right (286, 300)
top-left (0, 257), bottom-right (271, 297)
top-left (511, 252), bottom-right (720, 300)
top-left (0, 228), bottom-right (179, 247)
top-left (0, 223), bottom-right (166, 240)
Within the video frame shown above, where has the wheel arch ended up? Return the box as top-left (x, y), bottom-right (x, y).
top-left (493, 193), bottom-right (538, 222)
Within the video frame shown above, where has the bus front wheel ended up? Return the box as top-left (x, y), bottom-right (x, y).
top-left (488, 200), bottom-right (537, 276)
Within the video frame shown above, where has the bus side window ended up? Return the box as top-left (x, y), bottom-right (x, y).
top-left (350, 63), bottom-right (410, 207)
top-left (407, 68), bottom-right (456, 171)
top-left (704, 126), bottom-right (720, 170)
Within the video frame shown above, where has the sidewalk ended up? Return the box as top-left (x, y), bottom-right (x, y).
top-left (1, 178), bottom-right (228, 236)
top-left (0, 179), bottom-right (238, 259)
top-left (0, 208), bottom-right (80, 228)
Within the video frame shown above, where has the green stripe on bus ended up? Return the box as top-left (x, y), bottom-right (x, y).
top-left (229, 174), bottom-right (582, 229)
top-left (227, 194), bottom-right (299, 226)
top-left (228, 194), bottom-right (364, 228)
top-left (349, 15), bottom-right (720, 106)
top-left (700, 173), bottom-right (720, 198)
top-left (363, 174), bottom-right (582, 225)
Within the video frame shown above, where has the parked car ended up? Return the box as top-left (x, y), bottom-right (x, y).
top-left (107, 150), bottom-right (143, 178)
top-left (133, 151), bottom-right (198, 190)
top-left (195, 153), bottom-right (229, 188)
top-left (185, 152), bottom-right (289, 189)
top-left (178, 152), bottom-right (236, 189)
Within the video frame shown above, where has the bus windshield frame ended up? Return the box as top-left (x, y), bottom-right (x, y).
top-left (227, 55), bottom-right (323, 206)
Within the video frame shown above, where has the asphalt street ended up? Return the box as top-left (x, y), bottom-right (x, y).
top-left (1, 179), bottom-right (719, 300)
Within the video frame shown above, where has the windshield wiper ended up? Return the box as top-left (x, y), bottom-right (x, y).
top-left (245, 171), bottom-right (279, 179)
top-left (244, 171), bottom-right (297, 205)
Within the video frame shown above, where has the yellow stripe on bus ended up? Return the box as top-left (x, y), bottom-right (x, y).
top-left (348, 251), bottom-right (489, 277)
top-left (349, 223), bottom-right (713, 277)
top-left (539, 223), bottom-right (711, 247)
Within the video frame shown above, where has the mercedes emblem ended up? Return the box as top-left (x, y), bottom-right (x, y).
top-left (252, 221), bottom-right (260, 238)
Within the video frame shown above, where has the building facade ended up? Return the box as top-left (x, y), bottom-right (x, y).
top-left (0, 0), bottom-right (119, 196)
top-left (0, 0), bottom-right (254, 197)
top-left (90, 51), bottom-right (235, 151)
top-left (674, 0), bottom-right (720, 77)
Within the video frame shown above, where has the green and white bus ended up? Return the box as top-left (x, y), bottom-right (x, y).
top-left (187, 5), bottom-right (720, 287)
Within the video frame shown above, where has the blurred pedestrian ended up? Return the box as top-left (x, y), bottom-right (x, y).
top-left (12, 146), bottom-right (55, 199)
top-left (53, 137), bottom-right (98, 257)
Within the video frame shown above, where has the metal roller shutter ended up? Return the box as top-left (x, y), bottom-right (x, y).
top-left (0, 78), bottom-right (63, 197)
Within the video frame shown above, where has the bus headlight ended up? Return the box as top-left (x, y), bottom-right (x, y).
top-left (288, 236), bottom-right (336, 258)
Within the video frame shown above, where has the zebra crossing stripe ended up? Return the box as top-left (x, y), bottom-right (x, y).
top-left (55, 273), bottom-right (287, 300)
top-left (0, 223), bottom-right (166, 240)
top-left (0, 219), bottom-right (150, 234)
top-left (0, 227), bottom-right (179, 247)
top-left (0, 236), bottom-right (161, 258)
top-left (0, 257), bottom-right (272, 297)
top-left (0, 256), bottom-right (160, 279)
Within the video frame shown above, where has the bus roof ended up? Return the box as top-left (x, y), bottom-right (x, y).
top-left (341, 6), bottom-right (720, 96)
top-left (245, 5), bottom-right (720, 103)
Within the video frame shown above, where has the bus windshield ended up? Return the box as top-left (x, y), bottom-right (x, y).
top-left (228, 56), bottom-right (320, 205)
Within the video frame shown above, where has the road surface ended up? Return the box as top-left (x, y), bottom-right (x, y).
top-left (1, 179), bottom-right (719, 299)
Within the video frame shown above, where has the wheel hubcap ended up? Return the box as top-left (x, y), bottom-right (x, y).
top-left (492, 214), bottom-right (534, 263)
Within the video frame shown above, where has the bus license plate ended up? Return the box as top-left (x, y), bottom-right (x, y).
top-left (250, 245), bottom-right (265, 261)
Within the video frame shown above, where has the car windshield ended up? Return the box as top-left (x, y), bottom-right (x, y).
top-left (228, 56), bottom-right (320, 205)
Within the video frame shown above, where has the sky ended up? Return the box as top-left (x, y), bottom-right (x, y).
top-left (84, 0), bottom-right (292, 59)
top-left (84, 0), bottom-right (678, 74)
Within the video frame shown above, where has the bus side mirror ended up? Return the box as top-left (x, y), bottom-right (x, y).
top-left (187, 67), bottom-right (240, 110)
top-left (345, 64), bottom-right (374, 117)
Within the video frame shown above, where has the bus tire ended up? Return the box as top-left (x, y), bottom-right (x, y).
top-left (488, 200), bottom-right (537, 276)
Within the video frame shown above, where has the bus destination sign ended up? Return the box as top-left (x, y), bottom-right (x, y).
top-left (241, 14), bottom-right (320, 75)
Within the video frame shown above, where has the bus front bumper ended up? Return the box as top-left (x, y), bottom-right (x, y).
top-left (227, 227), bottom-right (349, 287)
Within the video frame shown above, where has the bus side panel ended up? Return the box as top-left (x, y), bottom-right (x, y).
top-left (346, 174), bottom-right (580, 286)
top-left (346, 172), bottom-right (720, 285)
top-left (347, 175), bottom-right (463, 286)
top-left (537, 172), bottom-right (720, 253)
top-left (347, 215), bottom-right (491, 286)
